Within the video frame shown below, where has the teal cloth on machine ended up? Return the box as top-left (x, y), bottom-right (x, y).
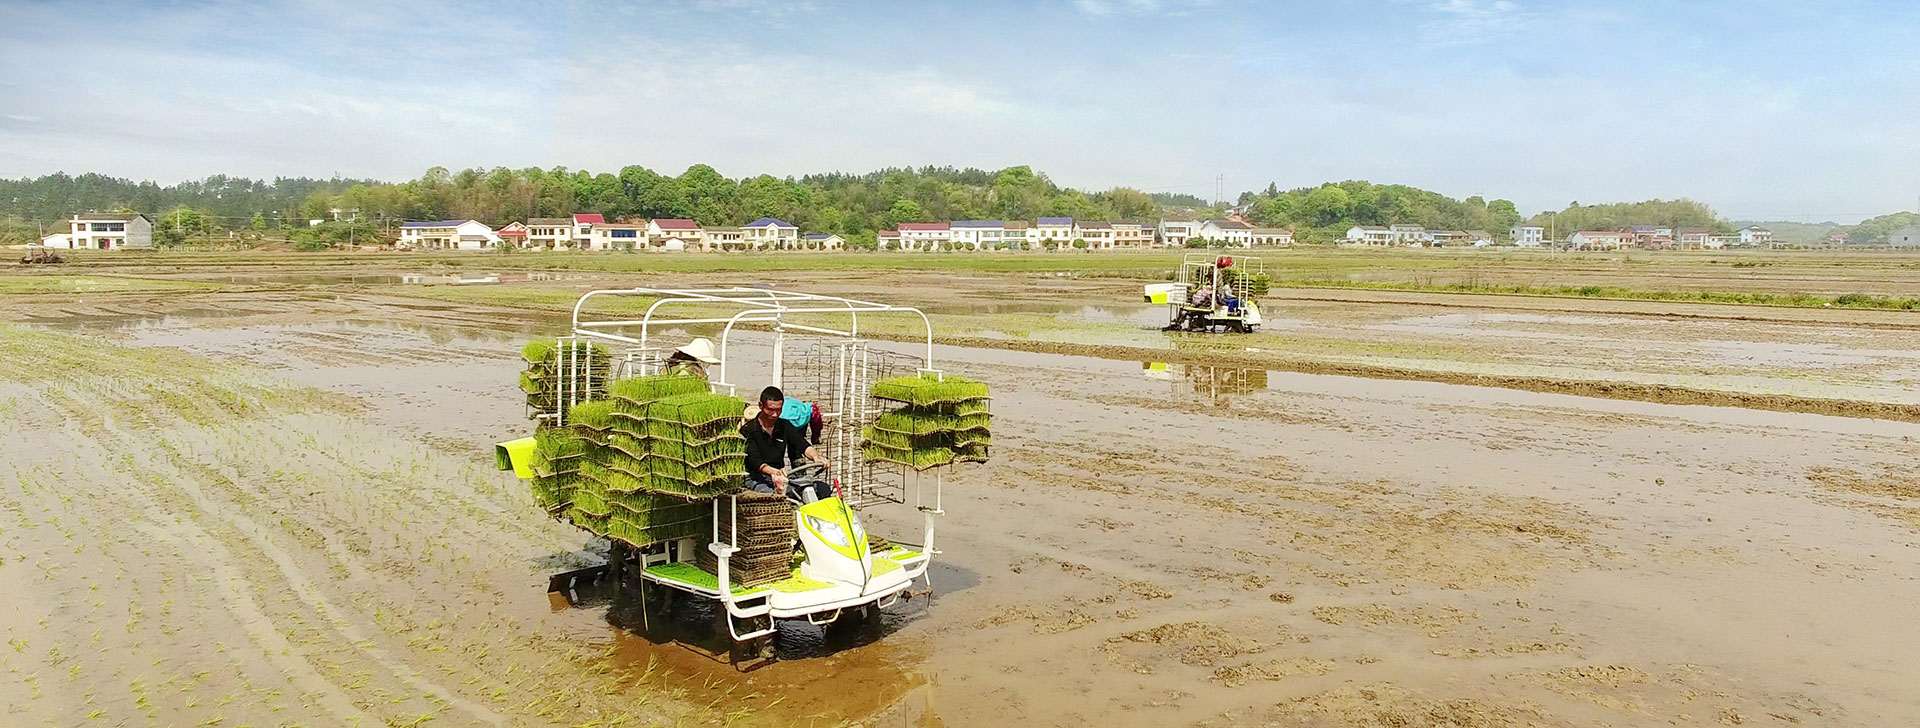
top-left (780, 399), bottom-right (813, 429)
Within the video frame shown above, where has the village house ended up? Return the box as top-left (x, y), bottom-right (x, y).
top-left (1002, 220), bottom-right (1029, 249)
top-left (1033, 217), bottom-right (1076, 248)
top-left (589, 222), bottom-right (648, 251)
top-left (801, 233), bottom-right (844, 250)
top-left (1428, 230), bottom-right (1461, 246)
top-left (1889, 226), bottom-right (1920, 247)
top-left (399, 219), bottom-right (499, 250)
top-left (877, 229), bottom-right (903, 250)
top-left (1344, 225), bottom-right (1393, 246)
top-left (1739, 225), bottom-right (1774, 247)
top-left (743, 217), bottom-right (799, 250)
top-left (949, 220), bottom-right (1005, 250)
top-left (1158, 219), bottom-right (1198, 248)
top-left (647, 218), bottom-right (703, 249)
top-left (571, 213), bottom-right (604, 248)
top-left (1463, 230), bottom-right (1493, 246)
top-left (1676, 228), bottom-right (1713, 249)
top-left (1196, 218), bottom-right (1253, 247)
top-left (1111, 221), bottom-right (1152, 248)
top-left (65, 213), bottom-right (154, 250)
top-left (1251, 227), bottom-right (1294, 246)
top-left (496, 222), bottom-right (530, 248)
top-left (39, 233), bottom-right (75, 248)
top-left (1568, 230), bottom-right (1630, 250)
top-left (1710, 233), bottom-right (1740, 248)
top-left (705, 226), bottom-right (745, 251)
top-left (899, 222), bottom-right (951, 250)
top-left (1389, 224), bottom-right (1430, 246)
top-left (526, 218), bottom-right (571, 249)
top-left (1077, 221), bottom-right (1116, 249)
top-left (1509, 225), bottom-right (1546, 247)
top-left (1629, 225), bottom-right (1674, 247)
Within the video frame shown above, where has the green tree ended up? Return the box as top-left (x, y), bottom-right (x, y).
top-left (883, 199), bottom-right (926, 227)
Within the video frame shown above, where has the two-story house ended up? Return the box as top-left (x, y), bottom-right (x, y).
top-left (1077, 221), bottom-right (1115, 249)
top-left (647, 218), bottom-right (703, 249)
top-left (1158, 219), bottom-right (1199, 248)
top-left (66, 213), bottom-right (154, 249)
top-left (571, 213), bottom-right (604, 248)
top-left (743, 217), bottom-right (799, 249)
top-left (399, 220), bottom-right (499, 250)
top-left (1345, 225), bottom-right (1393, 246)
top-left (1509, 225), bottom-right (1546, 247)
top-left (949, 220), bottom-right (1004, 250)
top-left (1569, 231), bottom-right (1630, 250)
top-left (899, 222), bottom-right (951, 250)
top-left (526, 218), bottom-right (571, 249)
top-left (1033, 217), bottom-right (1076, 247)
top-left (1111, 221), bottom-right (1152, 248)
top-left (1197, 218), bottom-right (1254, 247)
top-left (1389, 224), bottom-right (1430, 246)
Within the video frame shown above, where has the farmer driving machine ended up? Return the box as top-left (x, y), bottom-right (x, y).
top-left (1143, 254), bottom-right (1270, 333)
top-left (494, 287), bottom-right (988, 661)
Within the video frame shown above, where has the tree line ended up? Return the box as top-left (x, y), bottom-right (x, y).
top-left (1235, 180), bottom-right (1523, 244)
top-left (6, 164), bottom-right (1908, 248)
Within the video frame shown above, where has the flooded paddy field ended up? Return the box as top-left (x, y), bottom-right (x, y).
top-left (3, 257), bottom-right (1920, 726)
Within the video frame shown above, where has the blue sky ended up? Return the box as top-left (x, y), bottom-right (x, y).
top-left (2, 0), bottom-right (1917, 221)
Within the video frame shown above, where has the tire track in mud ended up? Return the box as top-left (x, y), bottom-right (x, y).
top-left (102, 414), bottom-right (513, 727)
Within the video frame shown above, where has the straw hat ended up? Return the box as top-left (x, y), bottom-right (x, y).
top-left (676, 338), bottom-right (721, 364)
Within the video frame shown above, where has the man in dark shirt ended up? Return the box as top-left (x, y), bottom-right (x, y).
top-left (742, 386), bottom-right (832, 502)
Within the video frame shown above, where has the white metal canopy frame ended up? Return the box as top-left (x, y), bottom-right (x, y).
top-left (568, 286), bottom-right (935, 395)
top-left (549, 286), bottom-right (950, 641)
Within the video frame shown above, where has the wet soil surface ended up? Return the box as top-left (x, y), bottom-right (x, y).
top-left (3, 276), bottom-right (1920, 726)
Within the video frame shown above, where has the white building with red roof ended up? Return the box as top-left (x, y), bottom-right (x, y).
top-left (647, 218), bottom-right (703, 248)
top-left (876, 229), bottom-right (901, 250)
top-left (898, 222), bottom-right (950, 251)
top-left (571, 213), bottom-right (605, 248)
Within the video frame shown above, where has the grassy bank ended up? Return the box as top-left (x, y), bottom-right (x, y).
top-left (0, 275), bottom-right (221, 295)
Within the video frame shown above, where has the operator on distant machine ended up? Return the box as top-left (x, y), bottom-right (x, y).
top-left (742, 385), bottom-right (834, 503)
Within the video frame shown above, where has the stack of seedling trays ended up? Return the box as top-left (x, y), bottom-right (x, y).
top-left (520, 339), bottom-right (611, 419)
top-left (1224, 268), bottom-right (1271, 298)
top-left (695, 489), bottom-right (799, 587)
top-left (862, 374), bottom-right (993, 470)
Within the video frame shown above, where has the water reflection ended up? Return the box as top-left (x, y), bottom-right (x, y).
top-left (1141, 361), bottom-right (1271, 402)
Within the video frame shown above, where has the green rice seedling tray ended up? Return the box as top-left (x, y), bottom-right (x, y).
top-left (569, 486), bottom-right (613, 518)
top-left (871, 375), bottom-right (991, 406)
top-left (861, 442), bottom-right (955, 471)
top-left (608, 374), bottom-right (710, 403)
top-left (523, 339), bottom-right (610, 364)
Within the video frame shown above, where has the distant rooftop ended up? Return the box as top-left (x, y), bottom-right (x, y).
top-left (898, 222), bottom-right (950, 231)
top-left (1036, 216), bottom-right (1073, 225)
top-left (653, 218), bottom-right (700, 230)
top-left (951, 220), bottom-right (1004, 228)
top-left (572, 213), bottom-right (605, 224)
top-left (401, 219), bottom-right (477, 228)
top-left (744, 217), bottom-right (795, 228)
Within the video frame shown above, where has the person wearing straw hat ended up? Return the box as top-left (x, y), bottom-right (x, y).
top-left (664, 338), bottom-right (721, 379)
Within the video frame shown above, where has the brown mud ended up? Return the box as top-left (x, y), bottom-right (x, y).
top-left (4, 263), bottom-right (1920, 726)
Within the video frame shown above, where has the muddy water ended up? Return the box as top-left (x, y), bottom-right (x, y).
top-left (7, 311), bottom-right (1920, 726)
